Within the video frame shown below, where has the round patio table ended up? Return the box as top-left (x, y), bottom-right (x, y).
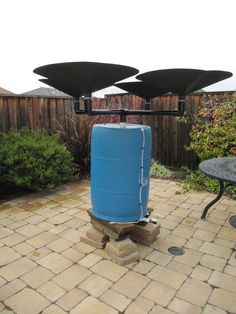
top-left (199, 157), bottom-right (236, 221)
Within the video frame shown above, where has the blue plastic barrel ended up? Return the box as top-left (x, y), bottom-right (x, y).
top-left (91, 123), bottom-right (152, 222)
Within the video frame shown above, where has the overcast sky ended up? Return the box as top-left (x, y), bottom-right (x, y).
top-left (1, 0), bottom-right (236, 96)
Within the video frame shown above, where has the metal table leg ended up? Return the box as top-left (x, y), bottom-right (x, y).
top-left (201, 180), bottom-right (224, 219)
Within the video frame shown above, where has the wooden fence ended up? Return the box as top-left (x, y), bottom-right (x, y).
top-left (0, 94), bottom-right (142, 132)
top-left (0, 91), bottom-right (234, 169)
top-left (146, 94), bottom-right (201, 169)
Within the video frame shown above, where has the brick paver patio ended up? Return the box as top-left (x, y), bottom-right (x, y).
top-left (0, 179), bottom-right (235, 313)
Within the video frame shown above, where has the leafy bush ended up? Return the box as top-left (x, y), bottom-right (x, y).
top-left (177, 93), bottom-right (236, 195)
top-left (57, 113), bottom-right (115, 176)
top-left (150, 161), bottom-right (172, 179)
top-left (178, 167), bottom-right (236, 197)
top-left (178, 167), bottom-right (219, 194)
top-left (57, 114), bottom-right (100, 176)
top-left (0, 128), bottom-right (74, 191)
top-left (188, 93), bottom-right (236, 159)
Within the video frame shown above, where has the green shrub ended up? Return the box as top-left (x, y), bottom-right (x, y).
top-left (178, 167), bottom-right (236, 197)
top-left (188, 93), bottom-right (236, 159)
top-left (177, 93), bottom-right (236, 196)
top-left (150, 161), bottom-right (172, 179)
top-left (178, 167), bottom-right (219, 194)
top-left (57, 114), bottom-right (100, 176)
top-left (56, 113), bottom-right (115, 176)
top-left (0, 128), bottom-right (74, 191)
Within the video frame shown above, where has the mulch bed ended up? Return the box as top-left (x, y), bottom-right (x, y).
top-left (0, 186), bottom-right (31, 203)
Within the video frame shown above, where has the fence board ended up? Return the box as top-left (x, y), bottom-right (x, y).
top-left (0, 97), bottom-right (4, 132)
top-left (8, 97), bottom-right (18, 130)
top-left (19, 97), bottom-right (28, 128)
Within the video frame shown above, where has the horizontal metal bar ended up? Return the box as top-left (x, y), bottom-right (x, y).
top-left (76, 109), bottom-right (180, 116)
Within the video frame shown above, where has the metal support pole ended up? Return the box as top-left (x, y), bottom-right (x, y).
top-left (143, 98), bottom-right (151, 125)
top-left (178, 96), bottom-right (185, 116)
top-left (74, 97), bottom-right (185, 118)
top-left (74, 98), bottom-right (81, 113)
top-left (201, 180), bottom-right (224, 219)
top-left (84, 93), bottom-right (92, 115)
top-left (120, 112), bottom-right (127, 122)
top-left (144, 98), bottom-right (151, 110)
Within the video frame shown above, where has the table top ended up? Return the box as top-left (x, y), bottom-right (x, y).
top-left (199, 157), bottom-right (236, 184)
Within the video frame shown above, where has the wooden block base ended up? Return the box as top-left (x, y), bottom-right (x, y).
top-left (105, 237), bottom-right (137, 258)
top-left (108, 251), bottom-right (140, 266)
top-left (80, 235), bottom-right (107, 249)
top-left (82, 210), bottom-right (161, 264)
top-left (89, 211), bottom-right (135, 241)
